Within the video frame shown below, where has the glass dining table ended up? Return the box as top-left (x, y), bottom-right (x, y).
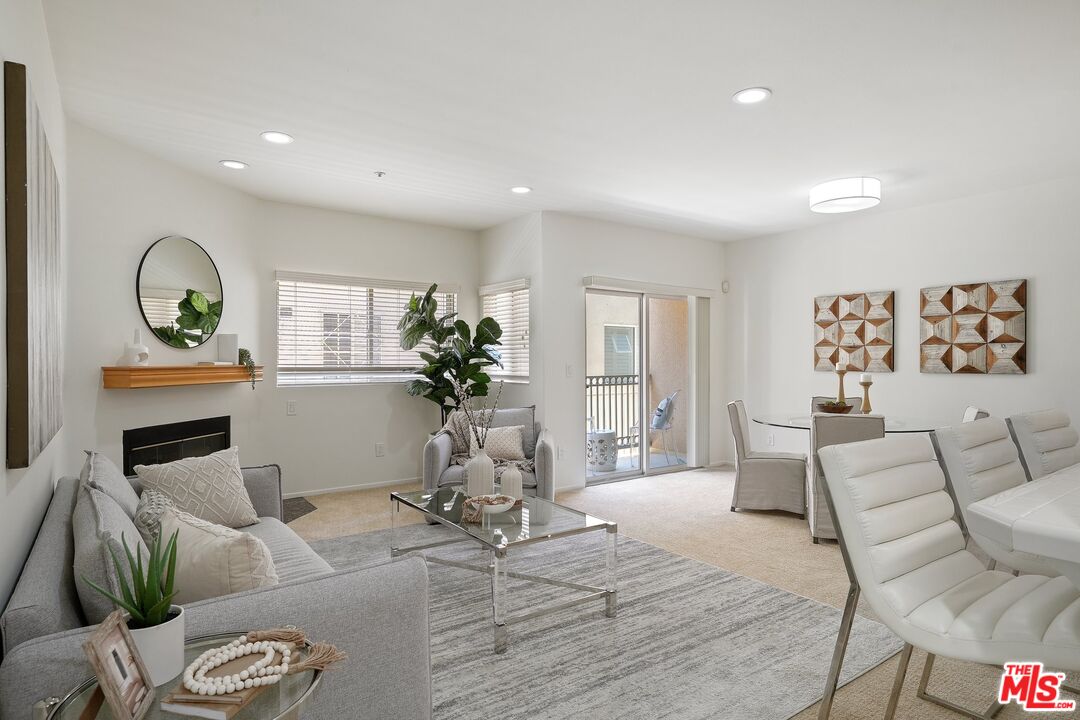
top-left (753, 413), bottom-right (941, 434)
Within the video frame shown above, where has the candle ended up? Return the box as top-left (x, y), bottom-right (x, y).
top-left (861, 373), bottom-right (872, 383)
top-left (835, 362), bottom-right (844, 371)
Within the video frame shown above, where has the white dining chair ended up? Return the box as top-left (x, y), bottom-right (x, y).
top-left (961, 406), bottom-right (989, 422)
top-left (932, 417), bottom-right (1060, 576)
top-left (817, 433), bottom-right (1080, 719)
top-left (1007, 408), bottom-right (1080, 480)
top-left (727, 401), bottom-right (806, 516)
top-left (807, 414), bottom-right (884, 543)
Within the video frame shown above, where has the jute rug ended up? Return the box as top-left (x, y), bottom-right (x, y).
top-left (311, 524), bottom-right (902, 719)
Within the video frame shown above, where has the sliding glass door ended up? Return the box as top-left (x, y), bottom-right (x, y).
top-left (585, 289), bottom-right (691, 484)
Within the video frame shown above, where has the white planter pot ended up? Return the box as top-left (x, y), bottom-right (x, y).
top-left (129, 605), bottom-right (185, 686)
top-left (465, 450), bottom-right (495, 497)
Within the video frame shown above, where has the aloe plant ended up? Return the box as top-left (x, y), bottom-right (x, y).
top-left (84, 530), bottom-right (179, 628)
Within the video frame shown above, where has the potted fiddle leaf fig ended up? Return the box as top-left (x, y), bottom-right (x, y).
top-left (151, 288), bottom-right (222, 348)
top-left (398, 283), bottom-right (503, 425)
top-left (84, 530), bottom-right (183, 685)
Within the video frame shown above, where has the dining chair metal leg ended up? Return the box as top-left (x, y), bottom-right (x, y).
top-left (916, 653), bottom-right (1006, 720)
top-left (817, 582), bottom-right (860, 720)
top-left (884, 643), bottom-right (913, 720)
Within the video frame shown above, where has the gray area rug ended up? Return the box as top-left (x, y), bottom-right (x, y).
top-left (311, 524), bottom-right (902, 720)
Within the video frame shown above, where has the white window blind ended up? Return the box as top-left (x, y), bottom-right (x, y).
top-left (480, 279), bottom-right (529, 380)
top-left (276, 271), bottom-right (458, 386)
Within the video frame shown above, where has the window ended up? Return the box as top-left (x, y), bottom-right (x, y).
top-left (604, 325), bottom-right (637, 375)
top-left (276, 271), bottom-right (458, 386)
top-left (480, 279), bottom-right (530, 380)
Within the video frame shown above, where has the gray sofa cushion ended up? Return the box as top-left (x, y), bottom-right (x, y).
top-left (81, 450), bottom-right (139, 519)
top-left (243, 518), bottom-right (333, 582)
top-left (0, 478), bottom-right (84, 659)
top-left (438, 465), bottom-right (537, 489)
top-left (72, 483), bottom-right (150, 624)
top-left (490, 406), bottom-right (537, 457)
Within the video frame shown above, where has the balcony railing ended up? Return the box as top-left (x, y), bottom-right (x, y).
top-left (585, 374), bottom-right (640, 449)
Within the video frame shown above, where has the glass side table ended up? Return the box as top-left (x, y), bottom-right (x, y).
top-left (44, 633), bottom-right (322, 720)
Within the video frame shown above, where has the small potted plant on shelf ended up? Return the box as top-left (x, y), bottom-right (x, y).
top-left (84, 529), bottom-right (183, 685)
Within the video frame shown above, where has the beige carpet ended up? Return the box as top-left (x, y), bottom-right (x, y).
top-left (289, 469), bottom-right (1066, 719)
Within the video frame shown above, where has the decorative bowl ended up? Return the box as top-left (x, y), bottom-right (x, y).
top-left (815, 402), bottom-right (854, 414)
top-left (469, 494), bottom-right (516, 514)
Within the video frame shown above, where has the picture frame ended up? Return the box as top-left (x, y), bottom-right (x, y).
top-left (81, 611), bottom-right (154, 720)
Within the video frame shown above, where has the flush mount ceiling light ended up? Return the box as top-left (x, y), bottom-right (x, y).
top-left (510, 186), bottom-right (532, 194)
top-left (732, 87), bottom-right (771, 105)
top-left (219, 160), bottom-right (248, 170)
top-left (260, 130), bottom-right (294, 144)
top-left (809, 177), bottom-right (881, 213)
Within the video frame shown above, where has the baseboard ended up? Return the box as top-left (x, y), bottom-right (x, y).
top-left (706, 461), bottom-right (735, 470)
top-left (283, 476), bottom-right (422, 499)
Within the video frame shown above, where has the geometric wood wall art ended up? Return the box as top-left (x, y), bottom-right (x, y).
top-left (5, 62), bottom-right (64, 468)
top-left (919, 279), bottom-right (1026, 374)
top-left (814, 290), bottom-right (895, 372)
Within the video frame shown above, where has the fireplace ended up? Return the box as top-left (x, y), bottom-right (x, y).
top-left (122, 416), bottom-right (231, 475)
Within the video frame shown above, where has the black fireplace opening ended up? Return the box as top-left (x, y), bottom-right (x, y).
top-left (122, 416), bottom-right (231, 475)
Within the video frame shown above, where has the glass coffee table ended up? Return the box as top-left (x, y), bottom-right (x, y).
top-left (43, 633), bottom-right (321, 719)
top-left (390, 487), bottom-right (618, 653)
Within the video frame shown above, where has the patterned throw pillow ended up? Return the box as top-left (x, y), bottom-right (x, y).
top-left (133, 488), bottom-right (173, 545)
top-left (160, 507), bottom-right (278, 604)
top-left (80, 450), bottom-right (140, 519)
top-left (134, 447), bottom-right (259, 528)
top-left (469, 425), bottom-right (526, 461)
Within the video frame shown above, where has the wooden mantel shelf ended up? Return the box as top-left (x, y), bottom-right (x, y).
top-left (102, 365), bottom-right (264, 389)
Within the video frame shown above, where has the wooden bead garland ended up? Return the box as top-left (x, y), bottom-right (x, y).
top-left (182, 634), bottom-right (292, 696)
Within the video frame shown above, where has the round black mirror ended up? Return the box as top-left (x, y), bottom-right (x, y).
top-left (137, 236), bottom-right (223, 348)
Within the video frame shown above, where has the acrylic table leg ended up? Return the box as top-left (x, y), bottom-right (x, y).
top-left (492, 548), bottom-right (509, 653)
top-left (389, 497), bottom-right (400, 560)
top-left (605, 525), bottom-right (618, 618)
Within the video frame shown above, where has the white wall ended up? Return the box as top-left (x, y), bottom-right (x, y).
top-left (0, 0), bottom-right (69, 610)
top-left (724, 176), bottom-right (1080, 455)
top-left (65, 123), bottom-right (263, 476)
top-left (254, 201), bottom-right (480, 496)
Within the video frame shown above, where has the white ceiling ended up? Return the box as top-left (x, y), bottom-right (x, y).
top-left (43, 0), bottom-right (1080, 241)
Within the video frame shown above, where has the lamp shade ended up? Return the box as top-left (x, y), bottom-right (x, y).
top-left (809, 177), bottom-right (881, 213)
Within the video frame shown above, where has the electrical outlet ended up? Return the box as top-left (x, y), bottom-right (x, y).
top-left (375, 442), bottom-right (386, 457)
top-left (557, 446), bottom-right (566, 460)
top-left (767, 433), bottom-right (775, 447)
top-left (286, 401), bottom-right (297, 416)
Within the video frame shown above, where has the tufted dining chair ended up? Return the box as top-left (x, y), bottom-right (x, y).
top-left (807, 414), bottom-right (884, 543)
top-left (1007, 408), bottom-right (1080, 481)
top-left (816, 434), bottom-right (1080, 719)
top-left (727, 401), bottom-right (806, 516)
top-left (932, 417), bottom-right (1060, 576)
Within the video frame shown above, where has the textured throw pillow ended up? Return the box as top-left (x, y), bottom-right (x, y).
top-left (133, 488), bottom-right (174, 545)
top-left (80, 450), bottom-right (140, 519)
top-left (160, 507), bottom-right (278, 604)
top-left (72, 483), bottom-right (150, 624)
top-left (470, 425), bottom-right (526, 461)
top-left (134, 447), bottom-right (258, 528)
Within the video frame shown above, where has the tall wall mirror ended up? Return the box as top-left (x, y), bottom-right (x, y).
top-left (137, 235), bottom-right (223, 348)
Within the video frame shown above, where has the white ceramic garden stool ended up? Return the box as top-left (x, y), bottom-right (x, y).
top-left (587, 429), bottom-right (618, 472)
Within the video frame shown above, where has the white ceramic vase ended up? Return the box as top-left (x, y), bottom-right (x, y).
top-left (119, 329), bottom-right (150, 366)
top-left (465, 449), bottom-right (495, 496)
top-left (129, 605), bottom-right (185, 686)
top-left (500, 465), bottom-right (524, 500)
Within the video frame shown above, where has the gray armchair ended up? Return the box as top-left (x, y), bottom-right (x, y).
top-left (423, 407), bottom-right (554, 501)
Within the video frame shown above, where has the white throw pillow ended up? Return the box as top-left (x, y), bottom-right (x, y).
top-left (160, 507), bottom-right (278, 604)
top-left (469, 425), bottom-right (526, 461)
top-left (134, 447), bottom-right (258, 528)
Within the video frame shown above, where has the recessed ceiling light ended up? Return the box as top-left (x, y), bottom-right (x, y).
top-left (732, 87), bottom-right (772, 105)
top-left (510, 186), bottom-right (532, 194)
top-left (260, 131), bottom-right (294, 144)
top-left (219, 160), bottom-right (248, 170)
top-left (809, 177), bottom-right (882, 213)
